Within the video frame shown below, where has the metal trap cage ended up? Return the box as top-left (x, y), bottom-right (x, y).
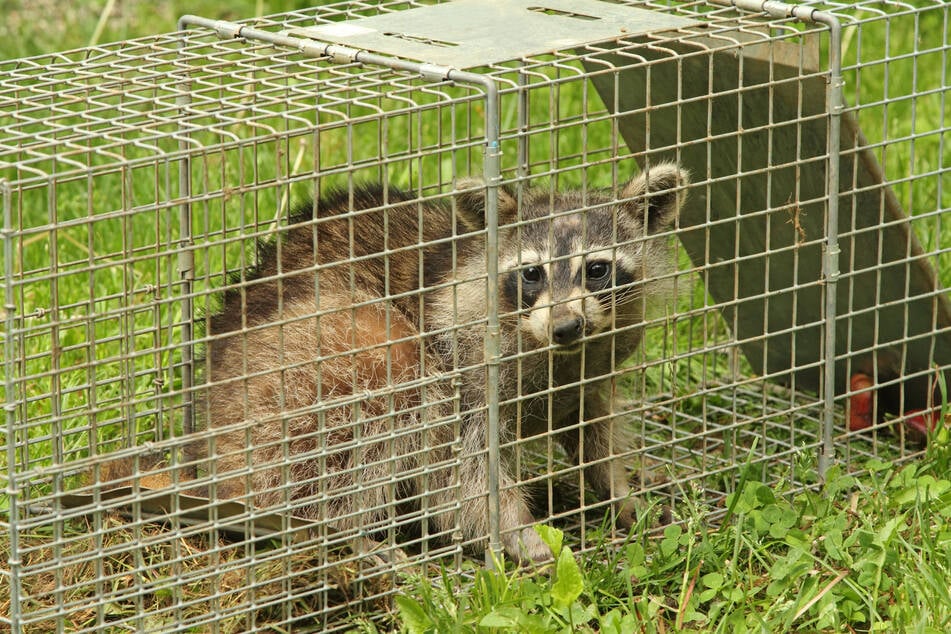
top-left (2, 0), bottom-right (949, 631)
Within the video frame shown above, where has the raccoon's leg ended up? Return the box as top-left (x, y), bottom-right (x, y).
top-left (444, 418), bottom-right (552, 565)
top-left (563, 392), bottom-right (638, 529)
top-left (498, 466), bottom-right (553, 565)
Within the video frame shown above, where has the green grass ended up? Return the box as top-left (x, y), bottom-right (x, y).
top-left (383, 443), bottom-right (951, 633)
top-left (0, 0), bottom-right (316, 59)
top-left (3, 1), bottom-right (951, 633)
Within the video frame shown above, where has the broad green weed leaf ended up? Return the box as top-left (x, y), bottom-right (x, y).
top-left (479, 607), bottom-right (520, 628)
top-left (535, 524), bottom-right (564, 558)
top-left (892, 474), bottom-right (951, 505)
top-left (551, 546), bottom-right (584, 608)
top-left (395, 596), bottom-right (433, 634)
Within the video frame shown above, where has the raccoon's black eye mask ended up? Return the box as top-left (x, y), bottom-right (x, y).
top-left (585, 261), bottom-right (612, 284)
top-left (507, 259), bottom-right (619, 309)
top-left (503, 265), bottom-right (543, 310)
top-left (521, 265), bottom-right (544, 285)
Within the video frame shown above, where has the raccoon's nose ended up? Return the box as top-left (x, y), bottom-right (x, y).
top-left (552, 316), bottom-right (584, 346)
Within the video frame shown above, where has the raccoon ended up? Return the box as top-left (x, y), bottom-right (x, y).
top-left (199, 164), bottom-right (687, 564)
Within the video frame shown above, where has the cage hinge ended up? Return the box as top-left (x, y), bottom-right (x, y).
top-left (325, 44), bottom-right (360, 65)
top-left (484, 326), bottom-right (502, 365)
top-left (828, 76), bottom-right (846, 113)
top-left (419, 63), bottom-right (453, 82)
top-left (483, 140), bottom-right (503, 185)
top-left (297, 39), bottom-right (328, 59)
top-left (823, 244), bottom-right (841, 281)
top-left (211, 20), bottom-right (243, 40)
top-left (178, 249), bottom-right (194, 281)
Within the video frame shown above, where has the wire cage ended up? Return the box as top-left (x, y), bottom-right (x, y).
top-left (2, 0), bottom-right (949, 631)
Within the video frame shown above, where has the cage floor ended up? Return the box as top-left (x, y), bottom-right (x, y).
top-left (5, 381), bottom-right (922, 634)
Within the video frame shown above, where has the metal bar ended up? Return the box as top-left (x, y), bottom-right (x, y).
top-left (814, 10), bottom-right (844, 481)
top-left (175, 17), bottom-right (196, 439)
top-left (482, 114), bottom-right (504, 566)
top-left (2, 179), bottom-right (22, 633)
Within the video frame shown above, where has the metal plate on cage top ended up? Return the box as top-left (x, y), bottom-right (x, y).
top-left (286, 0), bottom-right (700, 68)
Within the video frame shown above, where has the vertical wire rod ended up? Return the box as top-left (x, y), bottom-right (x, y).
top-left (172, 15), bottom-right (196, 438)
top-left (2, 179), bottom-right (23, 634)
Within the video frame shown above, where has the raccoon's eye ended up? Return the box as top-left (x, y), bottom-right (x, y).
top-left (521, 265), bottom-right (544, 285)
top-left (585, 261), bottom-right (612, 282)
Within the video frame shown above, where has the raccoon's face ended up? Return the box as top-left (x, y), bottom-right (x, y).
top-left (456, 163), bottom-right (688, 353)
top-left (501, 231), bottom-right (643, 352)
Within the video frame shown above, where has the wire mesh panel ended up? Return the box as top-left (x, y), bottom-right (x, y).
top-left (1, 10), bottom-right (486, 631)
top-left (1, 0), bottom-right (949, 631)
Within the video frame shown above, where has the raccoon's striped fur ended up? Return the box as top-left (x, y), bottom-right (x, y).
top-left (200, 165), bottom-right (687, 563)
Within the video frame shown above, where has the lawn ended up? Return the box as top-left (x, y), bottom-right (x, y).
top-left (2, 1), bottom-right (951, 632)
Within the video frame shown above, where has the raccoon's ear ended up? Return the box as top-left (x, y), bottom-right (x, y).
top-left (453, 177), bottom-right (518, 232)
top-left (620, 163), bottom-right (689, 234)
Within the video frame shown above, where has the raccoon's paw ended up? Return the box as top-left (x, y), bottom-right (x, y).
top-left (616, 497), bottom-right (674, 531)
top-left (354, 536), bottom-right (409, 568)
top-left (615, 498), bottom-right (639, 530)
top-left (504, 526), bottom-right (554, 566)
